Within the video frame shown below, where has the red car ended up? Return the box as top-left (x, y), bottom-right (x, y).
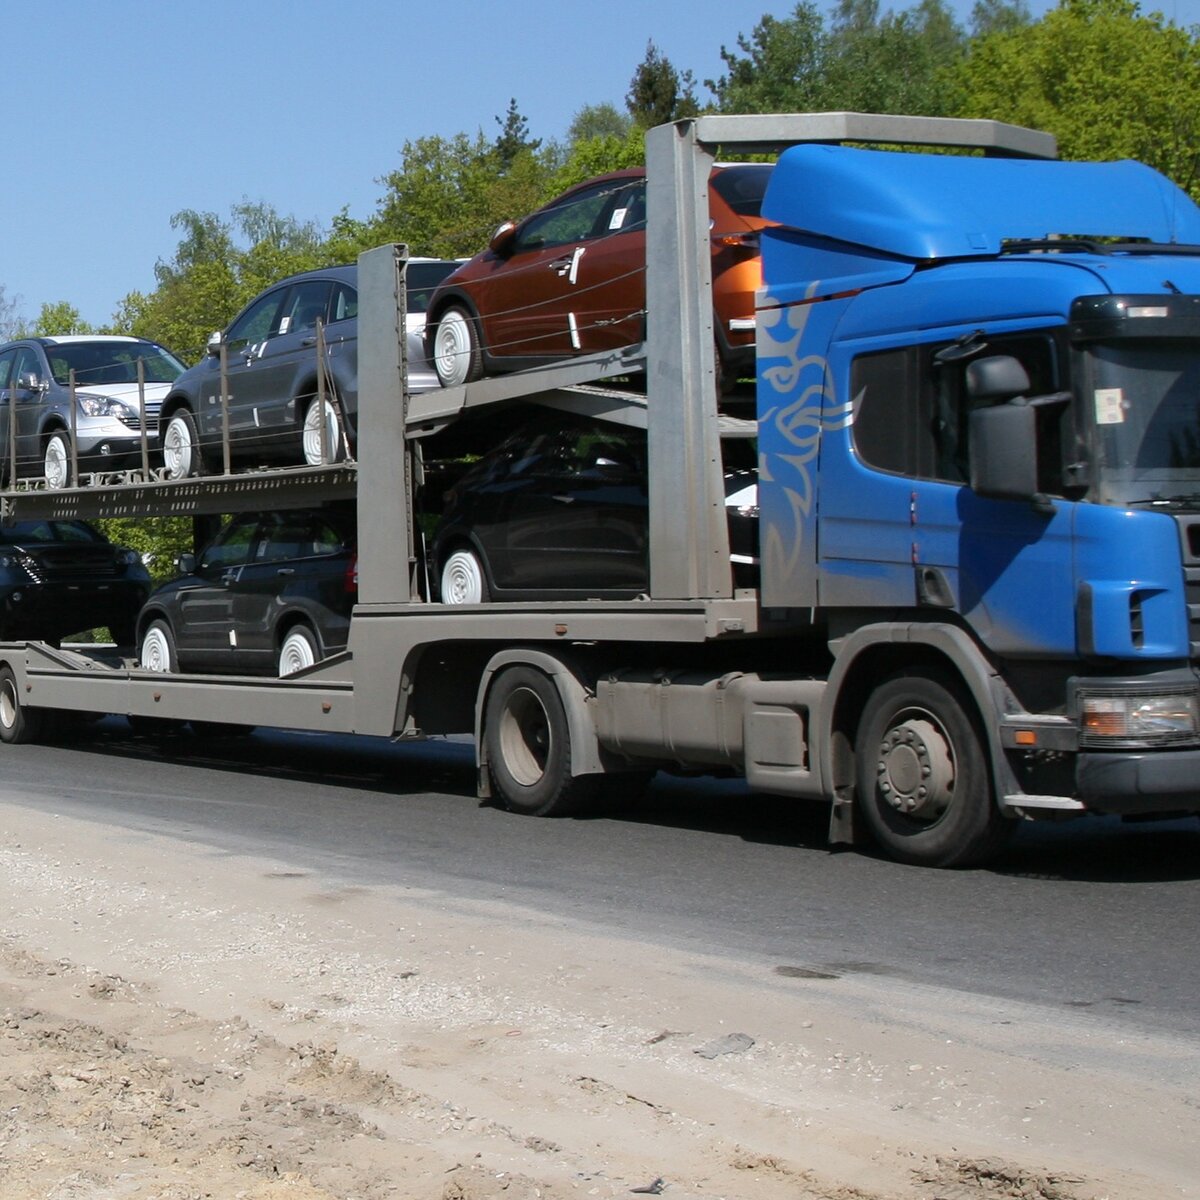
top-left (425, 164), bottom-right (772, 391)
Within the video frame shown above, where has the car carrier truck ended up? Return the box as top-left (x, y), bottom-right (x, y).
top-left (4, 111), bottom-right (1200, 867)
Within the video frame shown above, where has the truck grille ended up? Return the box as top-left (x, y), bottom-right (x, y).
top-left (1179, 516), bottom-right (1200, 658)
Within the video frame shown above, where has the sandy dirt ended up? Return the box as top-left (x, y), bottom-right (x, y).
top-left (0, 800), bottom-right (1195, 1200)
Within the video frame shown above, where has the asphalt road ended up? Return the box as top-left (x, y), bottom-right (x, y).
top-left (3, 718), bottom-right (1199, 1043)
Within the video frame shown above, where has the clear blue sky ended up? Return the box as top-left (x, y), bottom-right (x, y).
top-left (2, 0), bottom-right (1196, 339)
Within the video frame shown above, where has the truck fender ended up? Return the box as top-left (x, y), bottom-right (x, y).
top-left (474, 649), bottom-right (605, 798)
top-left (822, 622), bottom-right (1021, 841)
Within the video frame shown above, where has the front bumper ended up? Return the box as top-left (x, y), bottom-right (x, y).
top-left (1077, 750), bottom-right (1200, 816)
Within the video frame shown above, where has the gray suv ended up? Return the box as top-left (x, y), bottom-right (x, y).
top-left (0, 336), bottom-right (186, 488)
top-left (156, 259), bottom-right (460, 479)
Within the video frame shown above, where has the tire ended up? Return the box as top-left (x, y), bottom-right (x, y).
top-left (301, 394), bottom-right (345, 466)
top-left (278, 624), bottom-right (319, 677)
top-left (0, 665), bottom-right (43, 744)
top-left (440, 548), bottom-right (490, 604)
top-left (432, 306), bottom-right (483, 388)
top-left (139, 619), bottom-right (177, 673)
top-left (43, 431), bottom-right (74, 490)
top-left (483, 666), bottom-right (597, 816)
top-left (855, 669), bottom-right (1015, 868)
top-left (161, 409), bottom-right (203, 480)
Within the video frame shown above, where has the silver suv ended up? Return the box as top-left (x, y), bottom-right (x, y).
top-left (0, 335), bottom-right (186, 488)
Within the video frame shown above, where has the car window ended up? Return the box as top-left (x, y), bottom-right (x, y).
top-left (256, 513), bottom-right (345, 562)
top-left (12, 347), bottom-right (43, 390)
top-left (609, 183), bottom-right (646, 234)
top-left (405, 262), bottom-right (457, 313)
top-left (0, 519), bottom-right (105, 544)
top-left (200, 518), bottom-right (260, 571)
top-left (44, 340), bottom-right (185, 387)
top-left (331, 283), bottom-right (357, 324)
top-left (0, 349), bottom-right (15, 391)
top-left (513, 180), bottom-right (627, 253)
top-left (710, 164), bottom-right (773, 217)
top-left (279, 281), bottom-right (333, 336)
top-left (225, 291), bottom-right (287, 355)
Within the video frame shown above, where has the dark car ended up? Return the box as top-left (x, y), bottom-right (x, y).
top-left (0, 518), bottom-right (151, 644)
top-left (425, 164), bottom-right (772, 392)
top-left (0, 336), bottom-right (186, 488)
top-left (136, 508), bottom-right (356, 677)
top-left (431, 413), bottom-right (758, 603)
top-left (157, 259), bottom-right (461, 480)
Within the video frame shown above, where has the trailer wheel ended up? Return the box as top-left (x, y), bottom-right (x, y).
top-left (301, 395), bottom-right (345, 466)
top-left (43, 431), bottom-right (74, 490)
top-left (484, 666), bottom-right (596, 816)
top-left (162, 409), bottom-right (203, 480)
top-left (432, 306), bottom-right (483, 387)
top-left (855, 669), bottom-right (1014, 868)
top-left (0, 666), bottom-right (43, 744)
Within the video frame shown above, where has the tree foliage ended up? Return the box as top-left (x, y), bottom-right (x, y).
top-left (627, 41), bottom-right (700, 128)
top-left (954, 0), bottom-right (1200, 197)
top-left (0, 285), bottom-right (22, 340)
top-left (32, 301), bottom-right (93, 336)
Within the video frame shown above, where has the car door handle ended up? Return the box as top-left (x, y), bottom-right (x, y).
top-left (300, 336), bottom-right (317, 347)
top-left (549, 255), bottom-right (574, 275)
top-left (551, 494), bottom-right (575, 504)
top-left (220, 572), bottom-right (237, 585)
top-left (276, 567), bottom-right (295, 576)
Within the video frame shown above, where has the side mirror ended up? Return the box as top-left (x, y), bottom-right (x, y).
top-left (969, 401), bottom-right (1040, 502)
top-left (204, 331), bottom-right (223, 358)
top-left (15, 371), bottom-right (41, 392)
top-left (488, 220), bottom-right (518, 256)
top-left (176, 552), bottom-right (196, 575)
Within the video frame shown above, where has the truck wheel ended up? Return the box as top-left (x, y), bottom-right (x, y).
top-left (0, 665), bottom-right (43, 744)
top-left (302, 395), bottom-right (345, 466)
top-left (432, 306), bottom-right (483, 387)
top-left (440, 548), bottom-right (490, 604)
top-left (139, 620), bottom-right (177, 673)
top-left (162, 409), bottom-right (203, 480)
top-left (484, 666), bottom-right (596, 816)
top-left (855, 669), bottom-right (1014, 868)
top-left (278, 624), bottom-right (319, 676)
top-left (43, 431), bottom-right (74, 490)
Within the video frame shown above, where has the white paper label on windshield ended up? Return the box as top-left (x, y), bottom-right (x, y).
top-left (1094, 387), bottom-right (1125, 425)
top-left (609, 207), bottom-right (627, 230)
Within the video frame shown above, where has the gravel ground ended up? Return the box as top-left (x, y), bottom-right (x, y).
top-left (0, 801), bottom-right (1195, 1200)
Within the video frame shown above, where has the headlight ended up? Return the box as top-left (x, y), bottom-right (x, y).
top-left (77, 393), bottom-right (134, 419)
top-left (114, 548), bottom-right (140, 567)
top-left (1078, 689), bottom-right (1200, 747)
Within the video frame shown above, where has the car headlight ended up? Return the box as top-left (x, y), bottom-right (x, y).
top-left (1078, 688), bottom-right (1200, 748)
top-left (114, 548), bottom-right (141, 567)
top-left (77, 393), bottom-right (134, 419)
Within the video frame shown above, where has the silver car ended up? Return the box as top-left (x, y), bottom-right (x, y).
top-left (0, 335), bottom-right (186, 489)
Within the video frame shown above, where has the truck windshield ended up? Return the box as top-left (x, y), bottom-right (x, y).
top-left (1088, 340), bottom-right (1200, 506)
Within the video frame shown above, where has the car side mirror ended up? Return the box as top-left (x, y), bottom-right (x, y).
top-left (489, 221), bottom-right (518, 256)
top-left (176, 552), bottom-right (196, 575)
top-left (15, 371), bottom-right (41, 392)
top-left (205, 331), bottom-right (223, 358)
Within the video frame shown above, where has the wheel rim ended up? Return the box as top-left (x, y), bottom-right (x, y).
top-left (873, 709), bottom-right (956, 824)
top-left (441, 550), bottom-right (484, 603)
top-left (44, 437), bottom-right (69, 489)
top-left (163, 416), bottom-right (193, 479)
top-left (499, 686), bottom-right (551, 787)
top-left (140, 627), bottom-right (172, 672)
top-left (0, 680), bottom-right (17, 730)
top-left (279, 631), bottom-right (316, 676)
top-left (302, 398), bottom-right (340, 465)
top-left (434, 312), bottom-right (471, 386)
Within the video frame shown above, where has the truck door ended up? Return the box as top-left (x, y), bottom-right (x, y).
top-left (819, 332), bottom-right (1077, 656)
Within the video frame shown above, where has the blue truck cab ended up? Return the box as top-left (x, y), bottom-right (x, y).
top-left (757, 145), bottom-right (1200, 862)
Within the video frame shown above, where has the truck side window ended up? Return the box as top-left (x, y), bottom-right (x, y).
top-left (852, 334), bottom-right (1066, 492)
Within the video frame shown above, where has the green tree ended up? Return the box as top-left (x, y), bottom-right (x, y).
top-left (33, 301), bottom-right (93, 336)
top-left (494, 99), bottom-right (542, 171)
top-left (627, 41), bottom-right (700, 129)
top-left (567, 103), bottom-right (632, 146)
top-left (708, 0), bottom-right (966, 117)
top-left (0, 284), bottom-right (22, 340)
top-left (954, 0), bottom-right (1200, 197)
